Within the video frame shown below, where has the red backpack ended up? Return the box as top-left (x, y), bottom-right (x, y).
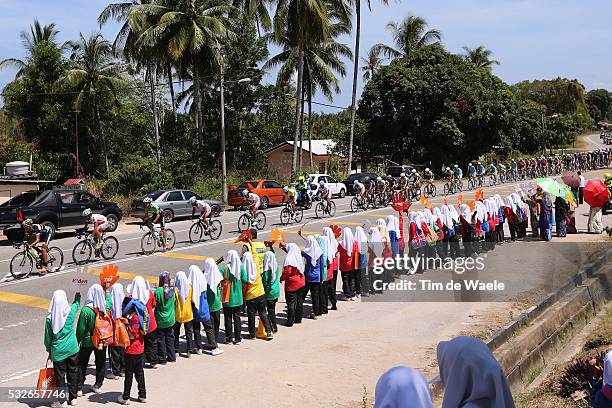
top-left (92, 308), bottom-right (114, 349)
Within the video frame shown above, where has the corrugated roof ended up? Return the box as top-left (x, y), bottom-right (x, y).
top-left (273, 139), bottom-right (336, 156)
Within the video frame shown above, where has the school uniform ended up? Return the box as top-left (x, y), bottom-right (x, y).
top-left (122, 300), bottom-right (146, 401)
top-left (262, 261), bottom-right (281, 332)
top-left (173, 287), bottom-right (195, 353)
top-left (220, 262), bottom-right (247, 343)
top-left (153, 287), bottom-right (176, 363)
top-left (144, 290), bottom-right (158, 366)
top-left (280, 265), bottom-right (305, 326)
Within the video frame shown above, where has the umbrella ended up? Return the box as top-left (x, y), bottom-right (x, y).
top-left (556, 183), bottom-right (576, 204)
top-left (561, 171), bottom-right (580, 188)
top-left (535, 178), bottom-right (560, 197)
top-left (583, 179), bottom-right (610, 208)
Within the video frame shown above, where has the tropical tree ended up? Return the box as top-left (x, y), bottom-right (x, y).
top-left (361, 47), bottom-right (383, 82)
top-left (0, 20), bottom-right (62, 78)
top-left (371, 14), bottom-right (442, 59)
top-left (130, 0), bottom-right (236, 145)
top-left (57, 33), bottom-right (126, 175)
top-left (462, 45), bottom-right (500, 71)
top-left (232, 0), bottom-right (271, 35)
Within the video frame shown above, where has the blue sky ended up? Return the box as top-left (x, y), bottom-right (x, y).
top-left (0, 0), bottom-right (610, 113)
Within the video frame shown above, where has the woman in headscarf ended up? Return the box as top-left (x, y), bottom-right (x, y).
top-left (437, 336), bottom-right (515, 408)
top-left (242, 252), bottom-right (273, 340)
top-left (504, 196), bottom-right (519, 242)
top-left (108, 283), bottom-right (126, 377)
top-left (512, 192), bottom-right (527, 239)
top-left (262, 249), bottom-right (280, 332)
top-left (299, 235), bottom-right (324, 318)
top-left (438, 206), bottom-right (452, 259)
top-left (76, 283), bottom-right (109, 395)
top-left (420, 209), bottom-right (438, 261)
top-left (447, 205), bottom-right (462, 258)
top-left (377, 218), bottom-right (393, 262)
top-left (494, 194), bottom-right (506, 243)
top-left (374, 366), bottom-right (434, 408)
top-left (220, 250), bottom-right (247, 344)
top-left (128, 276), bottom-right (158, 369)
top-left (323, 227), bottom-right (340, 310)
top-left (45, 290), bottom-right (81, 406)
top-left (190, 264), bottom-right (224, 355)
top-left (153, 272), bottom-right (176, 364)
top-left (432, 207), bottom-right (446, 258)
top-left (173, 270), bottom-right (194, 357)
top-left (536, 188), bottom-right (554, 241)
top-left (354, 226), bottom-right (370, 295)
top-left (407, 212), bottom-right (426, 272)
top-left (459, 204), bottom-right (476, 257)
top-left (590, 351), bottom-right (612, 408)
top-left (280, 242), bottom-right (306, 326)
top-left (315, 233), bottom-right (330, 314)
top-left (368, 227), bottom-right (385, 289)
top-left (554, 195), bottom-right (569, 237)
top-left (386, 215), bottom-right (401, 258)
top-left (339, 227), bottom-right (357, 301)
top-left (204, 258), bottom-right (224, 344)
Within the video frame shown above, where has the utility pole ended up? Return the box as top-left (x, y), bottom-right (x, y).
top-left (74, 109), bottom-right (80, 177)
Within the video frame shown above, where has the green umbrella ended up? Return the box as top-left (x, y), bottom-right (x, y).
top-left (535, 178), bottom-right (559, 197)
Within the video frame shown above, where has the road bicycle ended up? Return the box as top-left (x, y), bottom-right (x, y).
top-left (280, 203), bottom-right (304, 225)
top-left (351, 195), bottom-right (368, 212)
top-left (10, 241), bottom-right (64, 279)
top-left (488, 174), bottom-right (498, 187)
top-left (189, 218), bottom-right (222, 244)
top-left (238, 210), bottom-right (267, 232)
top-left (72, 231), bottom-right (119, 265)
top-left (423, 181), bottom-right (436, 198)
top-left (140, 223), bottom-right (176, 255)
top-left (443, 179), bottom-right (462, 195)
top-left (315, 200), bottom-right (336, 218)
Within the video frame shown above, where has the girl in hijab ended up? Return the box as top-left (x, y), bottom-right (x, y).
top-left (323, 227), bottom-right (340, 310)
top-left (439, 206), bottom-right (453, 259)
top-left (315, 234), bottom-right (330, 312)
top-left (512, 193), bottom-right (527, 239)
top-left (108, 283), bottom-right (126, 378)
top-left (590, 351), bottom-right (612, 408)
top-left (369, 227), bottom-right (385, 288)
top-left (280, 242), bottom-right (306, 326)
top-left (377, 218), bottom-right (393, 261)
top-left (554, 195), bottom-right (569, 237)
top-left (494, 194), bottom-right (506, 243)
top-left (504, 196), bottom-right (519, 242)
top-left (299, 234), bottom-right (324, 318)
top-left (189, 264), bottom-right (224, 355)
top-left (128, 276), bottom-right (158, 369)
top-left (374, 366), bottom-right (434, 408)
top-left (204, 258), bottom-right (224, 344)
top-left (354, 226), bottom-right (370, 295)
top-left (386, 215), bottom-right (401, 258)
top-left (535, 188), bottom-right (554, 241)
top-left (447, 205), bottom-right (462, 258)
top-left (339, 227), bottom-right (357, 300)
top-left (437, 336), bottom-right (515, 408)
top-left (432, 207), bottom-right (446, 258)
top-left (262, 249), bottom-right (281, 332)
top-left (173, 270), bottom-right (194, 357)
top-left (220, 250), bottom-right (247, 344)
top-left (408, 212), bottom-right (426, 272)
top-left (76, 283), bottom-right (109, 395)
top-left (154, 272), bottom-right (176, 364)
top-left (45, 290), bottom-right (81, 406)
top-left (459, 204), bottom-right (476, 257)
top-left (242, 252), bottom-right (273, 340)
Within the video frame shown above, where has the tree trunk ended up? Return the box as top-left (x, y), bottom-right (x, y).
top-left (167, 64), bottom-right (176, 114)
top-left (308, 93), bottom-right (313, 169)
top-left (347, 0), bottom-right (361, 176)
top-left (96, 103), bottom-right (110, 177)
top-left (149, 64), bottom-right (162, 175)
top-left (298, 94), bottom-right (305, 171)
top-left (193, 63), bottom-right (204, 144)
top-left (291, 47), bottom-right (304, 175)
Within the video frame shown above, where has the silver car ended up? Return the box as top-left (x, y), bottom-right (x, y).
top-left (129, 189), bottom-right (223, 223)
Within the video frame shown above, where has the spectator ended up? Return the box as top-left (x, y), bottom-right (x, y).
top-left (578, 171), bottom-right (585, 205)
top-left (262, 250), bottom-right (280, 333)
top-left (280, 243), bottom-right (306, 326)
top-left (590, 351), bottom-right (612, 408)
top-left (374, 366), bottom-right (433, 408)
top-left (118, 289), bottom-right (147, 404)
top-left (242, 251), bottom-right (273, 339)
top-left (220, 250), bottom-right (247, 344)
top-left (203, 258), bottom-right (225, 347)
top-left (108, 283), bottom-right (126, 378)
top-left (173, 271), bottom-right (194, 357)
top-left (154, 272), bottom-right (176, 364)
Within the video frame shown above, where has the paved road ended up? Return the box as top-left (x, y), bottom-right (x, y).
top-left (0, 169), bottom-right (609, 407)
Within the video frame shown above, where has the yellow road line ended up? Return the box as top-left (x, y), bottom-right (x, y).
top-left (0, 291), bottom-right (49, 310)
top-left (157, 253), bottom-right (211, 261)
top-left (284, 230), bottom-right (320, 235)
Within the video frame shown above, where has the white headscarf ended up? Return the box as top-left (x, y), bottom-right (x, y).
top-left (242, 251), bottom-right (258, 284)
top-left (505, 196), bottom-right (513, 208)
top-left (284, 243), bottom-right (305, 274)
top-left (375, 366), bottom-right (434, 408)
top-left (354, 226), bottom-right (369, 254)
top-left (85, 283), bottom-right (107, 313)
top-left (494, 194), bottom-right (504, 210)
top-left (226, 250), bottom-right (242, 280)
top-left (604, 351), bottom-right (612, 387)
top-left (340, 227), bottom-right (354, 254)
top-left (188, 265), bottom-right (207, 308)
top-left (448, 205), bottom-right (460, 223)
top-left (263, 251), bottom-right (278, 281)
top-left (511, 193), bottom-right (524, 208)
top-left (204, 258), bottom-right (223, 295)
top-left (109, 283), bottom-right (125, 319)
top-left (475, 201), bottom-right (487, 222)
top-left (47, 290), bottom-right (71, 335)
top-left (459, 204), bottom-right (472, 221)
top-left (174, 271), bottom-right (190, 304)
top-left (386, 215), bottom-right (400, 235)
top-left (376, 218), bottom-right (386, 230)
top-left (422, 209), bottom-right (433, 226)
top-left (368, 227), bottom-right (384, 257)
top-left (303, 235), bottom-right (323, 266)
top-left (323, 227), bottom-right (339, 259)
top-left (441, 206), bottom-right (453, 228)
top-left (129, 276), bottom-right (150, 304)
top-left (433, 208), bottom-right (443, 224)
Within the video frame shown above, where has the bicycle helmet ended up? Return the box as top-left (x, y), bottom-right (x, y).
top-left (478, 162), bottom-right (482, 165)
top-left (242, 189), bottom-right (249, 197)
top-left (82, 208), bottom-right (92, 217)
top-left (411, 169), bottom-right (416, 174)
top-left (446, 167), bottom-right (451, 171)
top-left (22, 219), bottom-right (33, 227)
top-left (319, 180), bottom-right (325, 187)
top-left (363, 176), bottom-right (370, 182)
top-left (143, 197), bottom-right (152, 204)
top-left (400, 173), bottom-right (406, 177)
top-left (454, 164), bottom-right (458, 168)
top-left (283, 186), bottom-right (289, 193)
top-left (353, 180), bottom-right (359, 185)
top-left (425, 168), bottom-right (430, 172)
top-left (188, 196), bottom-right (197, 205)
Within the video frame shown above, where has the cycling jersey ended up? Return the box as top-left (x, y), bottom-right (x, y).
top-left (246, 192), bottom-right (260, 205)
top-left (319, 187), bottom-right (330, 198)
top-left (467, 166), bottom-right (476, 177)
top-left (193, 200), bottom-right (210, 214)
top-left (287, 187), bottom-right (297, 199)
top-left (355, 182), bottom-right (365, 194)
top-left (26, 224), bottom-right (52, 245)
top-left (476, 165), bottom-right (485, 175)
top-left (453, 168), bottom-right (463, 179)
top-left (490, 165), bottom-right (497, 174)
top-left (91, 214), bottom-right (108, 225)
top-left (144, 203), bottom-right (161, 218)
top-left (424, 171), bottom-right (434, 180)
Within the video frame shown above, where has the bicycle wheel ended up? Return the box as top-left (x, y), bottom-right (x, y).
top-left (165, 229), bottom-right (176, 250)
top-left (46, 247), bottom-right (64, 271)
top-left (238, 214), bottom-right (250, 232)
top-left (10, 252), bottom-right (33, 279)
top-left (443, 183), bottom-right (450, 195)
top-left (294, 208), bottom-right (304, 223)
top-left (72, 240), bottom-right (92, 265)
top-left (457, 180), bottom-right (463, 192)
top-left (429, 185), bottom-right (437, 197)
top-left (255, 212), bottom-right (266, 230)
top-left (315, 202), bottom-right (324, 218)
top-left (351, 197), bottom-right (359, 212)
top-left (328, 201), bottom-right (337, 217)
top-left (280, 208), bottom-right (291, 225)
top-left (101, 236), bottom-right (119, 260)
top-left (189, 222), bottom-right (203, 244)
top-left (141, 233), bottom-right (157, 255)
top-left (209, 220), bottom-right (222, 240)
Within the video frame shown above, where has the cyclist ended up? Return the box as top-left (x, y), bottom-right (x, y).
top-left (453, 164), bottom-right (463, 182)
top-left (498, 162), bottom-right (507, 181)
top-left (353, 179), bottom-right (366, 201)
top-left (189, 196), bottom-right (211, 229)
top-left (489, 162), bottom-right (498, 183)
top-left (510, 159), bottom-right (518, 177)
top-left (399, 172), bottom-right (409, 197)
top-left (444, 167), bottom-right (454, 183)
top-left (82, 208), bottom-right (110, 250)
top-left (297, 175), bottom-right (309, 207)
top-left (284, 185), bottom-right (297, 212)
top-left (410, 169), bottom-right (421, 190)
top-left (317, 180), bottom-right (332, 211)
top-left (142, 197), bottom-right (168, 250)
top-left (363, 176), bottom-right (375, 197)
top-left (423, 168), bottom-right (434, 183)
top-left (243, 189), bottom-right (261, 218)
top-left (22, 219), bottom-right (51, 274)
top-left (466, 162), bottom-right (476, 184)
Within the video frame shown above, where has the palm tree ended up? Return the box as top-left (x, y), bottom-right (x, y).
top-left (57, 33), bottom-right (126, 175)
top-left (0, 20), bottom-right (61, 78)
top-left (232, 0), bottom-right (271, 36)
top-left (371, 14), bottom-right (442, 59)
top-left (462, 45), bottom-right (500, 71)
top-left (130, 0), bottom-right (236, 144)
top-left (361, 47), bottom-right (383, 82)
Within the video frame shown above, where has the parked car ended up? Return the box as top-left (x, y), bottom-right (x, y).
top-left (308, 174), bottom-right (347, 198)
top-left (228, 180), bottom-right (287, 210)
top-left (0, 189), bottom-right (123, 242)
top-left (386, 165), bottom-right (416, 180)
top-left (130, 190), bottom-right (223, 223)
top-left (342, 172), bottom-right (380, 195)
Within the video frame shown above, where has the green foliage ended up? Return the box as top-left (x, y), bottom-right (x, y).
top-left (586, 89), bottom-right (612, 123)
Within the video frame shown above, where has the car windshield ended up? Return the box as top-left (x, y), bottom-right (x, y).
top-left (0, 191), bottom-right (41, 207)
top-left (387, 167), bottom-right (403, 177)
top-left (142, 190), bottom-right (164, 201)
top-left (238, 182), bottom-right (258, 189)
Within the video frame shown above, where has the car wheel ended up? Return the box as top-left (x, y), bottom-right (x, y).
top-left (41, 221), bottom-right (56, 238)
top-left (261, 197), bottom-right (269, 209)
top-left (105, 214), bottom-right (119, 232)
top-left (162, 209), bottom-right (174, 223)
top-left (339, 188), bottom-right (346, 198)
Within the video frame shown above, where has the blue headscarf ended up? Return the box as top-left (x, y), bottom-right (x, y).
top-left (374, 366), bottom-right (433, 408)
top-left (158, 271), bottom-right (173, 300)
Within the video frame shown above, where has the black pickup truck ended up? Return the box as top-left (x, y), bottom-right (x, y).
top-left (0, 189), bottom-right (123, 242)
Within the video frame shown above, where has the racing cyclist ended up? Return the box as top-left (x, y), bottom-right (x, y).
top-left (243, 189), bottom-right (261, 218)
top-left (399, 173), bottom-right (409, 198)
top-left (189, 196), bottom-right (211, 230)
top-left (142, 197), bottom-right (169, 250)
top-left (353, 179), bottom-right (366, 202)
top-left (284, 185), bottom-right (297, 212)
top-left (410, 169), bottom-right (421, 190)
top-left (22, 219), bottom-right (51, 274)
top-left (489, 162), bottom-right (498, 184)
top-left (466, 162), bottom-right (476, 185)
top-left (82, 208), bottom-right (110, 250)
top-left (317, 180), bottom-right (332, 211)
top-left (453, 165), bottom-right (463, 186)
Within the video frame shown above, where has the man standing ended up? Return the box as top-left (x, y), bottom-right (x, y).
top-left (578, 171), bottom-right (585, 205)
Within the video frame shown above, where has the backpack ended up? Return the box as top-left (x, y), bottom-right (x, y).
top-left (92, 308), bottom-right (114, 350)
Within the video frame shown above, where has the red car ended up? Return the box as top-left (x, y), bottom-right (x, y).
top-left (228, 179), bottom-right (287, 209)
